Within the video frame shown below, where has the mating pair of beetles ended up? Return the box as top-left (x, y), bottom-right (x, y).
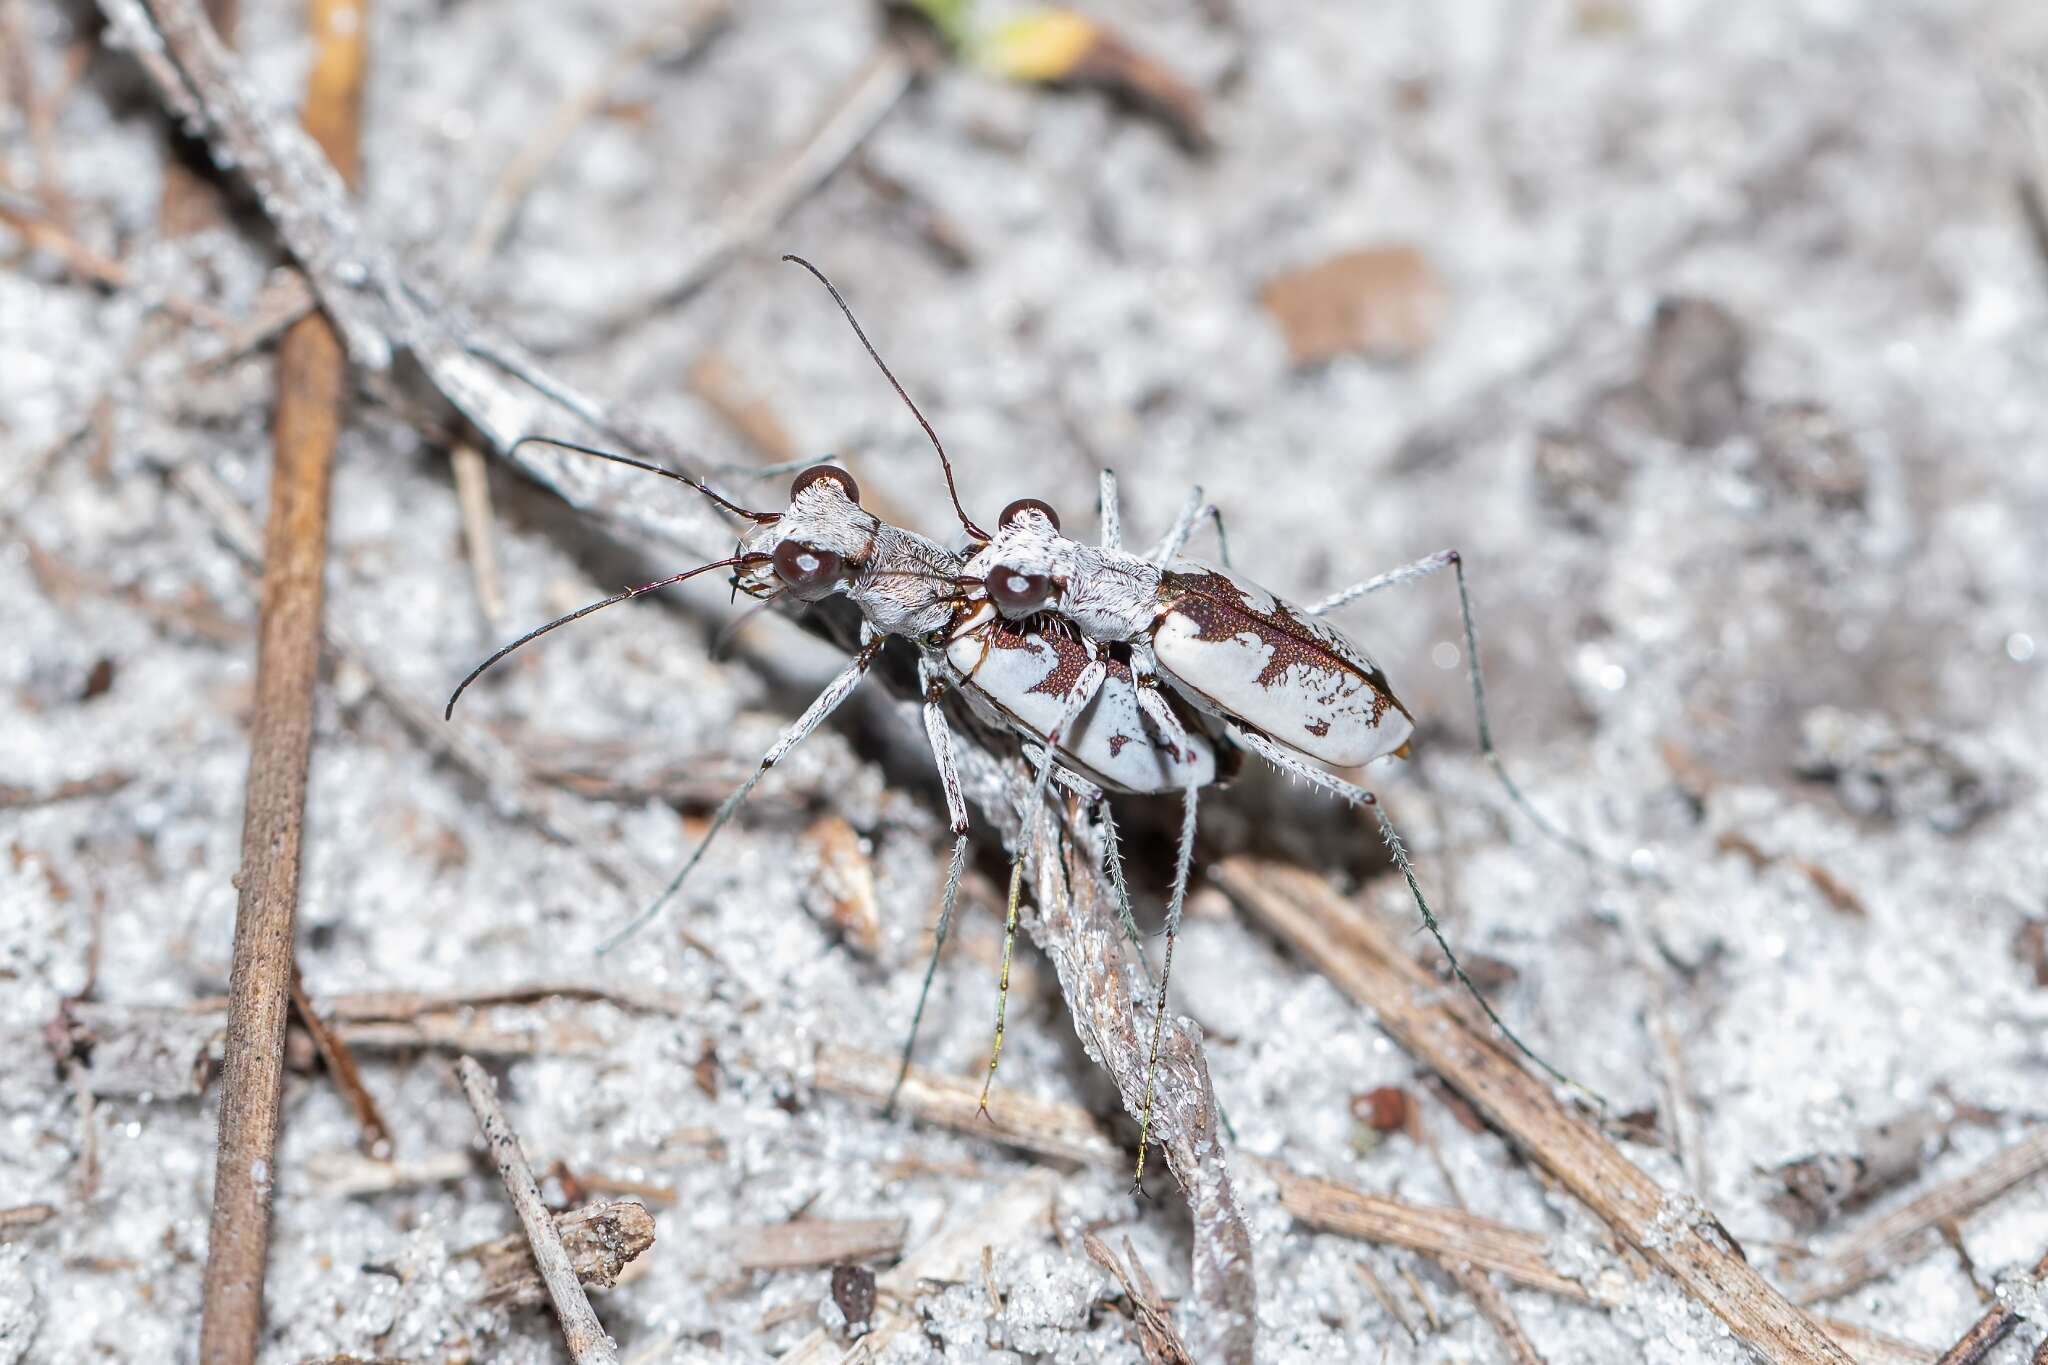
top-left (447, 256), bottom-right (1574, 1183)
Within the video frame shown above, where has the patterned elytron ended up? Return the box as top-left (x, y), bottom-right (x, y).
top-left (1154, 566), bottom-right (1412, 766)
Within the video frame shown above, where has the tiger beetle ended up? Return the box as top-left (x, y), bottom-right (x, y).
top-left (965, 477), bottom-right (1597, 1181)
top-left (444, 258), bottom-right (1213, 1114)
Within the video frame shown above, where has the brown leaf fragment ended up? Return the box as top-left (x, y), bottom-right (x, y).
top-left (801, 815), bottom-right (883, 957)
top-left (80, 657), bottom-right (116, 701)
top-left (1634, 295), bottom-right (1748, 446)
top-left (985, 11), bottom-right (1212, 154)
top-left (2016, 920), bottom-right (2048, 988)
top-left (1352, 1086), bottom-right (1411, 1134)
top-left (463, 1199), bottom-right (657, 1309)
top-left (1259, 246), bottom-right (1449, 367)
top-left (829, 1263), bottom-right (876, 1335)
top-left (1756, 401), bottom-right (1867, 508)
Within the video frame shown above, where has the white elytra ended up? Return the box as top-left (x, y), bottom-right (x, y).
top-left (946, 600), bottom-right (1219, 794)
top-left (965, 507), bottom-right (1413, 771)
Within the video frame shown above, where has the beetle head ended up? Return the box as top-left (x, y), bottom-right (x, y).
top-left (735, 463), bottom-right (873, 602)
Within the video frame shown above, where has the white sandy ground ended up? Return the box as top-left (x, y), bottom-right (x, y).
top-left (4, 0), bottom-right (2048, 1360)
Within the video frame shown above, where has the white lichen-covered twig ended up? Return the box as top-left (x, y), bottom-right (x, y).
top-left (951, 738), bottom-right (1257, 1364)
top-left (455, 1056), bottom-right (620, 1364)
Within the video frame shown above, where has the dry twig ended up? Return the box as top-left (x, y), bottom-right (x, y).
top-left (814, 1043), bottom-right (1121, 1168)
top-left (1928, 1243), bottom-right (2048, 1365)
top-left (0, 1203), bottom-right (58, 1235)
top-left (1216, 857), bottom-right (1852, 1363)
top-left (288, 969), bottom-right (393, 1158)
top-left (196, 1), bottom-right (361, 1355)
top-left (456, 1056), bottom-right (621, 1364)
top-left (729, 1218), bottom-right (906, 1272)
top-left (1082, 1233), bottom-right (1192, 1365)
top-left (1264, 1161), bottom-right (1596, 1303)
top-left (1441, 1259), bottom-right (1546, 1365)
top-left (460, 1200), bottom-right (658, 1310)
top-left (1795, 1127), bottom-right (2048, 1304)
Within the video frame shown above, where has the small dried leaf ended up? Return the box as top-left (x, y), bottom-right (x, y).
top-left (465, 1201), bottom-right (657, 1307)
top-left (1260, 246), bottom-right (1448, 367)
top-left (984, 11), bottom-right (1211, 153)
top-left (985, 11), bottom-right (1098, 83)
top-left (1351, 1086), bottom-right (1411, 1134)
top-left (802, 815), bottom-right (882, 957)
top-left (830, 1263), bottom-right (876, 1334)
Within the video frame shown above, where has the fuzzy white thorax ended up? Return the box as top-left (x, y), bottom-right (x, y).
top-left (967, 509), bottom-right (1162, 641)
top-left (737, 480), bottom-right (963, 639)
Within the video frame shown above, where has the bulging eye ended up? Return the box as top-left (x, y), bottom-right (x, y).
top-left (789, 463), bottom-right (860, 504)
top-left (987, 565), bottom-right (1053, 616)
top-left (772, 540), bottom-right (844, 599)
top-left (998, 497), bottom-right (1060, 532)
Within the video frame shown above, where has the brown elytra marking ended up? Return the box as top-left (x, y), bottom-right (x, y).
top-left (1305, 718), bottom-right (1331, 737)
top-left (1162, 570), bottom-right (1410, 724)
top-left (1108, 733), bottom-right (1131, 756)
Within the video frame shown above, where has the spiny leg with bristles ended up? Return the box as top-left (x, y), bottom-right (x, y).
top-left (1304, 548), bottom-right (1598, 866)
top-left (978, 659), bottom-right (1109, 1118)
top-left (1223, 720), bottom-right (1587, 1096)
top-left (595, 633), bottom-right (886, 954)
top-left (886, 659), bottom-right (975, 1114)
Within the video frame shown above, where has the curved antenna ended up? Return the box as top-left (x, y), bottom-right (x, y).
top-left (446, 554), bottom-right (762, 718)
top-left (780, 254), bottom-right (991, 542)
top-left (510, 435), bottom-right (778, 525)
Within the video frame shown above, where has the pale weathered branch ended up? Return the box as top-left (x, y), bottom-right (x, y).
top-left (456, 1057), bottom-right (620, 1364)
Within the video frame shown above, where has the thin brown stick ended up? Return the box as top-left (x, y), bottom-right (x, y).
top-left (448, 442), bottom-right (507, 625)
top-left (0, 192), bottom-right (231, 328)
top-left (195, 2), bottom-right (361, 1356)
top-left (287, 969), bottom-right (393, 1157)
top-left (1930, 1244), bottom-right (2048, 1365)
top-left (1796, 1128), bottom-right (2048, 1304)
top-left (456, 1056), bottom-right (621, 1364)
top-left (813, 1042), bottom-right (1121, 1167)
top-left (0, 1204), bottom-right (58, 1235)
top-left (1354, 1258), bottom-right (1418, 1343)
top-left (1216, 857), bottom-right (1853, 1363)
top-left (1441, 1259), bottom-right (1546, 1365)
top-left (1, 0), bottom-right (73, 229)
top-left (1082, 1233), bottom-right (1193, 1365)
top-left (1264, 1160), bottom-right (1596, 1303)
top-left (727, 1217), bottom-right (906, 1271)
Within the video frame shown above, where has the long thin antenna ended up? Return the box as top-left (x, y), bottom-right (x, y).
top-left (780, 254), bottom-right (990, 542)
top-left (510, 435), bottom-right (778, 524)
top-left (445, 555), bottom-right (760, 718)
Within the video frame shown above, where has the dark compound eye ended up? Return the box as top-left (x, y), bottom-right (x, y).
top-left (789, 463), bottom-right (860, 504)
top-left (998, 497), bottom-right (1060, 532)
top-left (987, 565), bottom-right (1053, 616)
top-left (772, 540), bottom-right (844, 599)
